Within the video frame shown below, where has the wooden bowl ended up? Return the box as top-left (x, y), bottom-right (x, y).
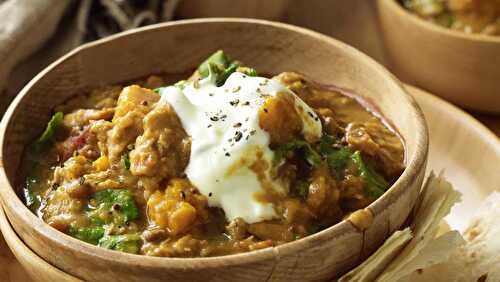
top-left (0, 206), bottom-right (82, 282)
top-left (377, 0), bottom-right (500, 114)
top-left (0, 18), bottom-right (428, 281)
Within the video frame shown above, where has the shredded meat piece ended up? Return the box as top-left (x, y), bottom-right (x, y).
top-left (43, 189), bottom-right (86, 232)
top-left (53, 155), bottom-right (92, 181)
top-left (56, 129), bottom-right (91, 162)
top-left (307, 165), bottom-right (341, 218)
top-left (89, 120), bottom-right (113, 156)
top-left (248, 221), bottom-right (294, 242)
top-left (107, 85), bottom-right (159, 162)
top-left (345, 120), bottom-right (404, 178)
top-left (339, 175), bottom-right (372, 211)
top-left (226, 218), bottom-right (249, 240)
top-left (143, 228), bottom-right (167, 242)
top-left (107, 111), bottom-right (144, 162)
top-left (129, 103), bottom-right (190, 179)
top-left (63, 108), bottom-right (114, 129)
top-left (142, 235), bottom-right (209, 257)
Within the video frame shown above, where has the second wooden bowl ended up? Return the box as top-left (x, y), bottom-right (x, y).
top-left (377, 0), bottom-right (500, 113)
top-left (0, 18), bottom-right (428, 281)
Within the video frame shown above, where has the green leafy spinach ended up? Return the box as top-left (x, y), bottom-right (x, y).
top-left (98, 234), bottom-right (141, 254)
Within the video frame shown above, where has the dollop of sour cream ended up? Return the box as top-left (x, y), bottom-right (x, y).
top-left (159, 72), bottom-right (322, 223)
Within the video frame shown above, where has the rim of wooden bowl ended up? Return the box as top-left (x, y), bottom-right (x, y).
top-left (0, 18), bottom-right (428, 270)
top-left (384, 0), bottom-right (500, 43)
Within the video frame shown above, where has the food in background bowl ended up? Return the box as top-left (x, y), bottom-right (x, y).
top-left (21, 50), bottom-right (404, 257)
top-left (379, 0), bottom-right (500, 113)
top-left (401, 0), bottom-right (500, 35)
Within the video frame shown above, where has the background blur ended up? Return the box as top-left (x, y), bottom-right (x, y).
top-left (0, 0), bottom-right (498, 131)
top-left (0, 0), bottom-right (383, 111)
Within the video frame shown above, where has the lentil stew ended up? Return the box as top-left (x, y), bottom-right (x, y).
top-left (21, 51), bottom-right (405, 257)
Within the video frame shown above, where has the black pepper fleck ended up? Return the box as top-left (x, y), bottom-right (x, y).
top-left (225, 152), bottom-right (231, 157)
top-left (233, 122), bottom-right (242, 128)
top-left (209, 192), bottom-right (213, 197)
top-left (230, 99), bottom-right (240, 106)
top-left (210, 116), bottom-right (219, 122)
top-left (263, 108), bottom-right (268, 113)
top-left (234, 131), bottom-right (243, 142)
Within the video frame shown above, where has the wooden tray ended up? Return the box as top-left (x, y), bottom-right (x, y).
top-left (0, 85), bottom-right (497, 281)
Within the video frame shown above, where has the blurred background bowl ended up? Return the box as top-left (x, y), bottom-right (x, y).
top-left (377, 0), bottom-right (500, 113)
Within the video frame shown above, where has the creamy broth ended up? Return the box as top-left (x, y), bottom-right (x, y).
top-left (21, 52), bottom-right (405, 257)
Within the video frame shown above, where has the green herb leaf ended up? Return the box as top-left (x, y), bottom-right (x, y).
top-left (69, 226), bottom-right (105, 245)
top-left (215, 62), bottom-right (240, 86)
top-left (326, 147), bottom-right (353, 172)
top-left (351, 151), bottom-right (388, 198)
top-left (153, 88), bottom-right (161, 94)
top-left (23, 176), bottom-right (39, 208)
top-left (274, 139), bottom-right (322, 167)
top-left (32, 112), bottom-right (63, 152)
top-left (292, 180), bottom-right (310, 200)
top-left (174, 80), bottom-right (187, 90)
top-left (87, 189), bottom-right (139, 225)
top-left (198, 50), bottom-right (259, 86)
top-left (198, 50), bottom-right (229, 78)
top-left (98, 234), bottom-right (140, 254)
top-left (318, 134), bottom-right (352, 176)
top-left (246, 68), bottom-right (258, 77)
top-left (123, 152), bottom-right (131, 170)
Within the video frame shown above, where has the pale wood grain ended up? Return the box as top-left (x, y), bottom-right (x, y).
top-left (0, 19), bottom-right (428, 282)
top-left (0, 206), bottom-right (81, 282)
top-left (287, 0), bottom-right (387, 65)
top-left (405, 85), bottom-right (500, 231)
top-left (176, 0), bottom-right (289, 21)
top-left (0, 226), bottom-right (33, 282)
top-left (377, 0), bottom-right (500, 113)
